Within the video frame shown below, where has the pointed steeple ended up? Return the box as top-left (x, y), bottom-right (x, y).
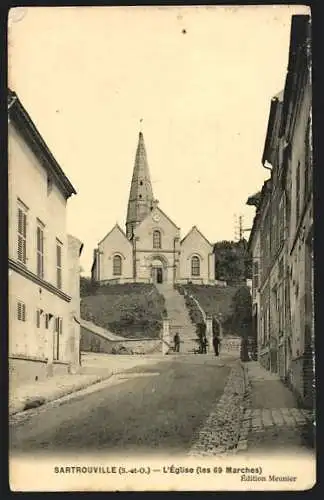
top-left (126, 131), bottom-right (154, 239)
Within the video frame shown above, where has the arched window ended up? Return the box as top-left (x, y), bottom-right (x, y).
top-left (153, 230), bottom-right (161, 249)
top-left (191, 256), bottom-right (200, 276)
top-left (113, 255), bottom-right (122, 276)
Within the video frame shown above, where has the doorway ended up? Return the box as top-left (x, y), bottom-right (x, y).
top-left (152, 266), bottom-right (163, 284)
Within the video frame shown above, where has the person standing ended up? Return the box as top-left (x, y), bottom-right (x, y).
top-left (213, 334), bottom-right (220, 356)
top-left (174, 332), bottom-right (180, 353)
top-left (202, 335), bottom-right (208, 354)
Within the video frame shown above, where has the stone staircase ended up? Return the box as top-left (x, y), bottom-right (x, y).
top-left (156, 283), bottom-right (198, 353)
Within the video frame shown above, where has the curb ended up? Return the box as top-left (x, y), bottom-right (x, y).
top-left (236, 362), bottom-right (252, 453)
top-left (188, 360), bottom-right (247, 456)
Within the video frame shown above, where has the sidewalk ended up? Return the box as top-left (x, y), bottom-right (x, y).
top-left (9, 353), bottom-right (167, 417)
top-left (9, 372), bottom-right (112, 416)
top-left (237, 362), bottom-right (315, 455)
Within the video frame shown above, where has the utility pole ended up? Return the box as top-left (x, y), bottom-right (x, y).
top-left (234, 214), bottom-right (244, 241)
top-left (234, 213), bottom-right (252, 242)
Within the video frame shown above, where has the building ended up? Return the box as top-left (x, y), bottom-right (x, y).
top-left (247, 15), bottom-right (313, 407)
top-left (92, 132), bottom-right (215, 285)
top-left (8, 89), bottom-right (83, 383)
top-left (280, 15), bottom-right (313, 407)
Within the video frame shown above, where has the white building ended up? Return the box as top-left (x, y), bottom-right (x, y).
top-left (8, 89), bottom-right (83, 384)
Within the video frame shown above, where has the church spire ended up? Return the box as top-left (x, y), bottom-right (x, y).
top-left (126, 131), bottom-right (154, 239)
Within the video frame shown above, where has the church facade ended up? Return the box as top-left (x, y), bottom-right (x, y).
top-left (91, 132), bottom-right (215, 286)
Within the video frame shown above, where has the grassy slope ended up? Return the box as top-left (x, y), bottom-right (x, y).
top-left (177, 284), bottom-right (241, 335)
top-left (80, 283), bottom-right (166, 339)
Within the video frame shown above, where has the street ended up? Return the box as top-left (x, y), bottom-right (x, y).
top-left (10, 355), bottom-right (232, 456)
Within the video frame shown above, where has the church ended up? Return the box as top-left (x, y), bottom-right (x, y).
top-left (91, 132), bottom-right (215, 285)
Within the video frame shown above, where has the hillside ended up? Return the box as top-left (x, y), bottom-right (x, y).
top-left (80, 283), bottom-right (166, 339)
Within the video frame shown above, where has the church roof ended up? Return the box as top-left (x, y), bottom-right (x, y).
top-left (126, 132), bottom-right (154, 226)
top-left (97, 223), bottom-right (130, 247)
top-left (181, 225), bottom-right (212, 247)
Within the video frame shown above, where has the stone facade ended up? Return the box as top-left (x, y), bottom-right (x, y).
top-left (92, 132), bottom-right (215, 285)
top-left (247, 15), bottom-right (313, 408)
top-left (8, 89), bottom-right (83, 383)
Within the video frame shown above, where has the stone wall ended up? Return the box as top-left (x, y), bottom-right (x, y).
top-left (9, 356), bottom-right (69, 387)
top-left (80, 326), bottom-right (161, 355)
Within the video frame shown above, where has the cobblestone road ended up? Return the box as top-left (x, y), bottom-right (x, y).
top-left (188, 361), bottom-right (247, 456)
top-left (188, 360), bottom-right (315, 456)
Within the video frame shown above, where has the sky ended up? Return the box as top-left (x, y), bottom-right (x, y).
top-left (8, 5), bottom-right (309, 275)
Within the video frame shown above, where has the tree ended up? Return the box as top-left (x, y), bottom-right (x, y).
top-left (213, 239), bottom-right (251, 284)
top-left (226, 286), bottom-right (252, 339)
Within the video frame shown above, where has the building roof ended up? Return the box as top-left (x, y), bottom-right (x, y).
top-left (246, 180), bottom-right (271, 252)
top-left (98, 223), bottom-right (130, 247)
top-left (246, 191), bottom-right (261, 207)
top-left (261, 91), bottom-right (284, 167)
top-left (180, 225), bottom-right (212, 247)
top-left (280, 15), bottom-right (311, 139)
top-left (8, 89), bottom-right (77, 199)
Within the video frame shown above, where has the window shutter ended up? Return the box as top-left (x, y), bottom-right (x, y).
top-left (17, 208), bottom-right (27, 264)
top-left (56, 244), bottom-right (62, 289)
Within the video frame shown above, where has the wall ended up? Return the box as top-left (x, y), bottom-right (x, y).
top-left (97, 226), bottom-right (133, 282)
top-left (180, 228), bottom-right (214, 284)
top-left (80, 326), bottom-right (161, 355)
top-left (9, 357), bottom-right (69, 387)
top-left (8, 124), bottom-right (68, 290)
top-left (287, 82), bottom-right (313, 405)
top-left (134, 206), bottom-right (180, 283)
top-left (67, 235), bottom-right (83, 371)
top-left (9, 271), bottom-right (69, 361)
top-left (8, 120), bottom-right (76, 381)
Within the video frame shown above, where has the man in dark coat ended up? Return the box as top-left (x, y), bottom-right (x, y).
top-left (174, 332), bottom-right (180, 353)
top-left (213, 335), bottom-right (220, 356)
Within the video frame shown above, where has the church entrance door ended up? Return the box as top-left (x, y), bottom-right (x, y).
top-left (152, 266), bottom-right (163, 284)
top-left (151, 259), bottom-right (164, 284)
top-left (156, 267), bottom-right (163, 284)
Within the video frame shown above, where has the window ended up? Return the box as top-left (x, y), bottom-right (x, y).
top-left (54, 317), bottom-right (63, 361)
top-left (55, 317), bottom-right (63, 335)
top-left (278, 199), bottom-right (285, 247)
top-left (296, 161), bottom-right (301, 223)
top-left (113, 255), bottom-right (122, 276)
top-left (36, 223), bottom-right (44, 279)
top-left (56, 241), bottom-right (62, 289)
top-left (36, 309), bottom-right (41, 328)
top-left (191, 256), bottom-right (200, 276)
top-left (278, 283), bottom-right (284, 334)
top-left (17, 204), bottom-right (27, 264)
top-left (252, 261), bottom-right (259, 297)
top-left (271, 213), bottom-right (277, 255)
top-left (304, 117), bottom-right (312, 201)
top-left (45, 314), bottom-right (49, 329)
top-left (17, 301), bottom-right (26, 321)
top-left (153, 230), bottom-right (161, 249)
